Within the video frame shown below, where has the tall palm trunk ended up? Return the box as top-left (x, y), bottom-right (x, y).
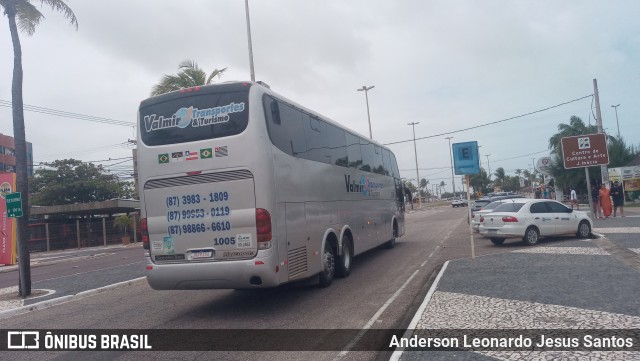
top-left (6, 5), bottom-right (32, 297)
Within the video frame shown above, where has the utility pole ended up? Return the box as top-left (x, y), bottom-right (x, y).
top-left (245, 0), bottom-right (256, 82)
top-left (593, 79), bottom-right (608, 185)
top-left (408, 122), bottom-right (421, 208)
top-left (446, 137), bottom-right (456, 197)
top-left (485, 154), bottom-right (491, 180)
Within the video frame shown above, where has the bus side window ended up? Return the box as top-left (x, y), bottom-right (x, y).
top-left (346, 132), bottom-right (362, 169)
top-left (382, 149), bottom-right (392, 176)
top-left (270, 100), bottom-right (281, 125)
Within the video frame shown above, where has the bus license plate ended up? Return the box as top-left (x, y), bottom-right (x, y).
top-left (190, 250), bottom-right (213, 259)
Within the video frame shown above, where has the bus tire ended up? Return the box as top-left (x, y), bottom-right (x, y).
top-left (384, 223), bottom-right (398, 249)
top-left (336, 236), bottom-right (352, 278)
top-left (318, 242), bottom-right (336, 287)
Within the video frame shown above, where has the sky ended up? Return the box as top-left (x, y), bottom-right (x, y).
top-left (1, 0), bottom-right (639, 193)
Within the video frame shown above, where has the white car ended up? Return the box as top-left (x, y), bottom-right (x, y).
top-left (478, 198), bottom-right (592, 246)
top-left (470, 200), bottom-right (508, 232)
top-left (451, 198), bottom-right (467, 207)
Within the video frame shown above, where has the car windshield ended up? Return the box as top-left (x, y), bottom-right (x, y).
top-left (492, 203), bottom-right (525, 213)
top-left (483, 201), bottom-right (503, 210)
top-left (474, 200), bottom-right (491, 207)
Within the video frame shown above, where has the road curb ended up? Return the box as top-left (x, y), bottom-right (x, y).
top-left (0, 277), bottom-right (146, 320)
top-left (389, 260), bottom-right (450, 361)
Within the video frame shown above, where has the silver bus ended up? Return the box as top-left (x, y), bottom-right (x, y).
top-left (137, 81), bottom-right (405, 289)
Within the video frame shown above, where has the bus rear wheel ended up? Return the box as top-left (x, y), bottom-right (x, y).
top-left (336, 236), bottom-right (352, 278)
top-left (318, 242), bottom-right (336, 287)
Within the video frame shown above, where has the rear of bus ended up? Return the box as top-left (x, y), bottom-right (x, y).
top-left (137, 82), bottom-right (278, 289)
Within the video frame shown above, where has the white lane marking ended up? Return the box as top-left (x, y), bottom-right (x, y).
top-left (334, 269), bottom-right (420, 360)
top-left (389, 261), bottom-right (450, 361)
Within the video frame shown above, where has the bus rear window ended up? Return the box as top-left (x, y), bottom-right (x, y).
top-left (140, 90), bottom-right (249, 146)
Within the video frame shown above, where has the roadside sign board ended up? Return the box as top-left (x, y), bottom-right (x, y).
top-left (560, 133), bottom-right (609, 169)
top-left (452, 141), bottom-right (480, 175)
top-left (5, 192), bottom-right (23, 218)
top-left (536, 157), bottom-right (552, 176)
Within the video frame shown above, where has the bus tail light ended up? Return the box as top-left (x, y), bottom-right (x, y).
top-left (141, 218), bottom-right (150, 250)
top-left (256, 208), bottom-right (272, 250)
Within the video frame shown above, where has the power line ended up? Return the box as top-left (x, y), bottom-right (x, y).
top-left (0, 100), bottom-right (135, 127)
top-left (36, 142), bottom-right (134, 161)
top-left (383, 94), bottom-right (594, 146)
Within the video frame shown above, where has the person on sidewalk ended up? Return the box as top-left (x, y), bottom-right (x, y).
top-left (610, 181), bottom-right (625, 217)
top-left (570, 187), bottom-right (578, 210)
top-left (591, 183), bottom-right (601, 218)
top-left (599, 184), bottom-right (612, 218)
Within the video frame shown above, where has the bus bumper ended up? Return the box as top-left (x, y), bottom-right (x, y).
top-left (144, 252), bottom-right (281, 290)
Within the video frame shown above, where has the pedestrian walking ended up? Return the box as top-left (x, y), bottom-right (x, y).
top-left (591, 183), bottom-right (601, 218)
top-left (610, 181), bottom-right (625, 217)
top-left (599, 184), bottom-right (612, 218)
top-left (570, 187), bottom-right (578, 210)
top-left (404, 185), bottom-right (413, 210)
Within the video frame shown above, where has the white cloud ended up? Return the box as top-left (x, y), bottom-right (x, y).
top-left (0, 0), bottom-right (638, 190)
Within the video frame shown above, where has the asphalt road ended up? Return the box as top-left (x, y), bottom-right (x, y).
top-left (0, 205), bottom-right (582, 360)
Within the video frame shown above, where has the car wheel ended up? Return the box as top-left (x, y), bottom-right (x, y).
top-left (576, 221), bottom-right (592, 238)
top-left (318, 242), bottom-right (335, 287)
top-left (522, 226), bottom-right (539, 246)
top-left (336, 236), bottom-right (352, 278)
top-left (490, 238), bottom-right (505, 245)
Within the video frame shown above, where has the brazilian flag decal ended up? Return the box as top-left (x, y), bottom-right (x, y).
top-left (200, 148), bottom-right (213, 159)
top-left (158, 153), bottom-right (170, 164)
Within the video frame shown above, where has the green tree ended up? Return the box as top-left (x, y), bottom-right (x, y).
top-left (419, 178), bottom-right (429, 200)
top-left (469, 168), bottom-right (491, 196)
top-left (493, 167), bottom-right (506, 188)
top-left (114, 214), bottom-right (133, 236)
top-left (31, 159), bottom-right (134, 206)
top-left (151, 60), bottom-right (227, 96)
top-left (1, 0), bottom-right (78, 297)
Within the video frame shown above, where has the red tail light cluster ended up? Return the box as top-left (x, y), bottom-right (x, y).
top-left (256, 208), bottom-right (272, 250)
top-left (479, 216), bottom-right (484, 223)
top-left (141, 218), bottom-right (150, 250)
top-left (502, 216), bottom-right (519, 222)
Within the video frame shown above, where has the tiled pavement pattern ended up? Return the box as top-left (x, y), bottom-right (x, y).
top-left (398, 218), bottom-right (640, 361)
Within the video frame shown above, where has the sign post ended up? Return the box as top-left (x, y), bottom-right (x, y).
top-left (452, 141), bottom-right (480, 260)
top-left (560, 133), bottom-right (610, 220)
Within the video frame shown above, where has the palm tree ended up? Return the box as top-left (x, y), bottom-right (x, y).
top-left (548, 116), bottom-right (599, 154)
top-left (151, 60), bottom-right (227, 96)
top-left (420, 178), bottom-right (429, 201)
top-left (1, 0), bottom-right (77, 297)
top-left (494, 167), bottom-right (506, 188)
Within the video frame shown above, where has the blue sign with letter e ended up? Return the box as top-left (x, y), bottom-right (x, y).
top-left (452, 141), bottom-right (480, 175)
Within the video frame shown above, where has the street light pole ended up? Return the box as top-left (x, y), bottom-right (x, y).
top-left (408, 122), bottom-right (421, 208)
top-left (357, 85), bottom-right (375, 139)
top-left (485, 154), bottom-right (491, 180)
top-left (611, 104), bottom-right (620, 139)
top-left (445, 136), bottom-right (456, 197)
top-left (245, 0), bottom-right (256, 82)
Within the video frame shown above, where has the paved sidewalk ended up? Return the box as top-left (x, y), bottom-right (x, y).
top-left (393, 208), bottom-right (640, 360)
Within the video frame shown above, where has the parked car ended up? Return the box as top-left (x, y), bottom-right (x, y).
top-left (470, 200), bottom-right (508, 232)
top-left (471, 198), bottom-right (493, 212)
top-left (451, 198), bottom-right (468, 207)
top-left (478, 198), bottom-right (592, 246)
